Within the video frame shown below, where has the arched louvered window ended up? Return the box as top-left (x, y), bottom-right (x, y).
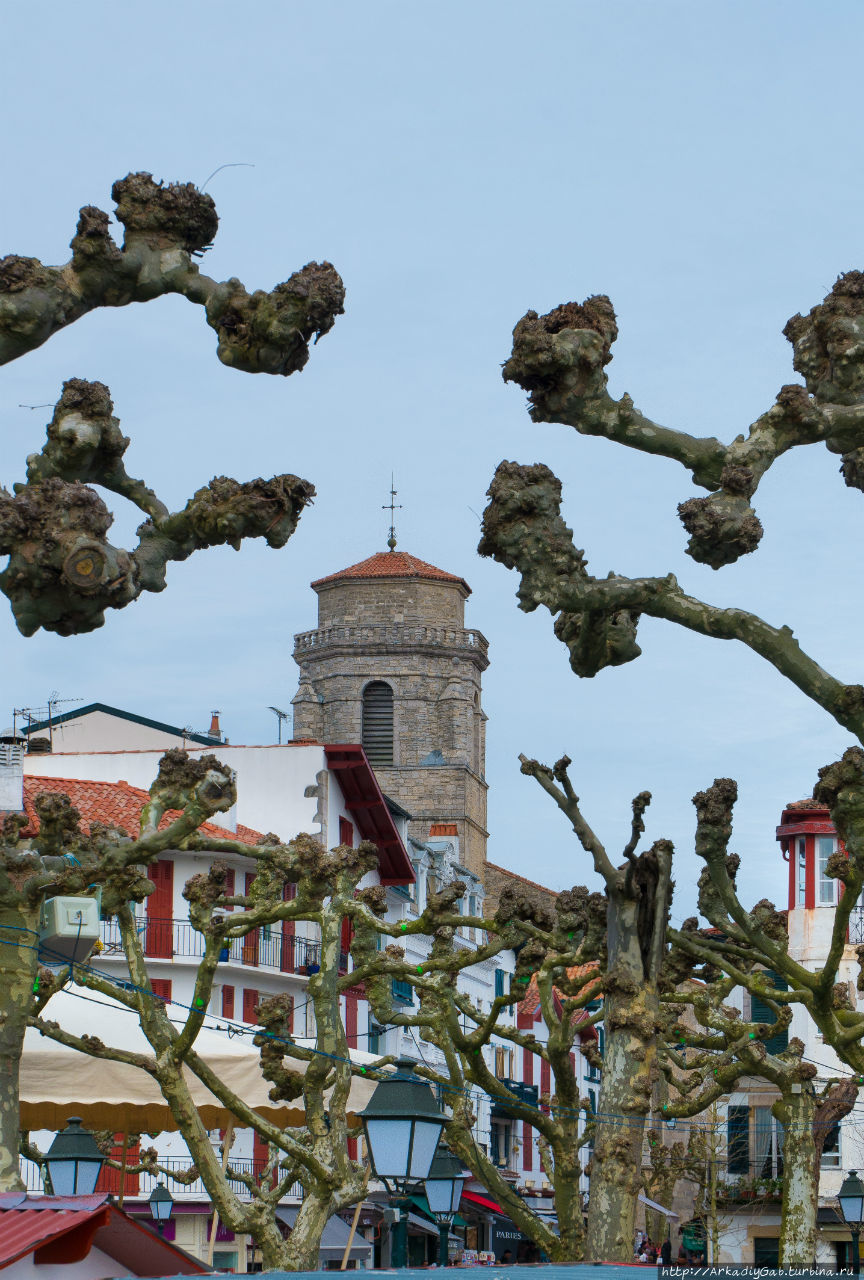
top-left (362, 681), bottom-right (394, 766)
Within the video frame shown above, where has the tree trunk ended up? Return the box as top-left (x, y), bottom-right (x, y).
top-left (0, 905), bottom-right (40, 1190)
top-left (585, 877), bottom-right (666, 1262)
top-left (774, 1089), bottom-right (817, 1268)
top-left (281, 1187), bottom-right (334, 1270)
top-left (585, 993), bottom-right (655, 1259)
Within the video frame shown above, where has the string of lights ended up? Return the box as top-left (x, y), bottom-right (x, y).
top-left (8, 920), bottom-right (864, 1135)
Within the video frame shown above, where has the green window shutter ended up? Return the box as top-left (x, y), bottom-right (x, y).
top-left (727, 1105), bottom-right (750, 1175)
top-left (751, 970), bottom-right (789, 1054)
top-left (391, 978), bottom-right (414, 1005)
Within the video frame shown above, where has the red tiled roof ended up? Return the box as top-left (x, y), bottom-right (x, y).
top-left (312, 550), bottom-right (470, 593)
top-left (9, 777), bottom-right (264, 846)
top-left (484, 861), bottom-right (559, 899)
top-left (516, 963), bottom-right (602, 1020)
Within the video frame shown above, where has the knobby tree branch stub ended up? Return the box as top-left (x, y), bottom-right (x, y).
top-left (0, 379), bottom-right (315, 635)
top-left (0, 173), bottom-right (345, 375)
top-left (479, 459), bottom-right (864, 743)
top-left (502, 273), bottom-right (864, 567)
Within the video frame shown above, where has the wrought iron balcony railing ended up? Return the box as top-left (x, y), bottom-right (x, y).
top-left (20, 1154), bottom-right (305, 1202)
top-left (99, 917), bottom-right (321, 972)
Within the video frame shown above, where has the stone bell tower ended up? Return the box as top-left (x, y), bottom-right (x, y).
top-left (291, 549), bottom-right (489, 878)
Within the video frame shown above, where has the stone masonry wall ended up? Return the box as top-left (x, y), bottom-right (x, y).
top-left (291, 568), bottom-right (490, 880)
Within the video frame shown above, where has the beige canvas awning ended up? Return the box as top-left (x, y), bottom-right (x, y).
top-left (21, 986), bottom-right (378, 1133)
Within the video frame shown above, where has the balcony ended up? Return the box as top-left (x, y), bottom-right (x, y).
top-left (850, 909), bottom-right (864, 945)
top-left (99, 918), bottom-right (321, 973)
top-left (294, 623), bottom-right (489, 662)
top-left (20, 1155), bottom-right (304, 1202)
top-left (491, 1080), bottom-right (539, 1118)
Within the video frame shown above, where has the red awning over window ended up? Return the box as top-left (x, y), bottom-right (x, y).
top-left (461, 1190), bottom-right (503, 1214)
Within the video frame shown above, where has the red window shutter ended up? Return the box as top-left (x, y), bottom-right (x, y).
top-left (253, 1129), bottom-right (268, 1176)
top-left (242, 872), bottom-right (259, 966)
top-left (522, 1121), bottom-right (533, 1172)
top-left (224, 867), bottom-right (235, 896)
top-left (145, 859), bottom-right (174, 958)
top-left (340, 915), bottom-right (354, 953)
top-left (522, 1047), bottom-right (534, 1085)
top-left (151, 979), bottom-right (172, 1004)
top-left (347, 1136), bottom-right (358, 1160)
top-left (281, 882), bottom-right (296, 973)
top-left (96, 1134), bottom-right (140, 1195)
top-left (339, 817), bottom-right (354, 847)
top-left (222, 985), bottom-right (235, 1019)
top-left (243, 989), bottom-right (259, 1024)
top-left (345, 993), bottom-right (358, 1050)
top-left (540, 1057), bottom-right (551, 1111)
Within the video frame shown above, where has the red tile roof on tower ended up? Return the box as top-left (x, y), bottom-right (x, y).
top-left (9, 776), bottom-right (264, 846)
top-left (312, 550), bottom-right (470, 594)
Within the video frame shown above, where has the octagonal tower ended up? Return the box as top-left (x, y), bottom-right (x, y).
top-left (291, 550), bottom-right (489, 878)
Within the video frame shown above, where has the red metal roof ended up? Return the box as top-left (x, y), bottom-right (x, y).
top-left (8, 776), bottom-right (264, 846)
top-left (0, 1194), bottom-right (207, 1273)
top-left (312, 550), bottom-right (470, 594)
top-left (776, 801), bottom-right (835, 844)
top-left (325, 744), bottom-right (414, 884)
top-left (0, 1202), bottom-right (103, 1267)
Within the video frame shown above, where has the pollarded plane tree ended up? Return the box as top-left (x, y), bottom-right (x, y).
top-left (659, 966), bottom-right (858, 1266)
top-left (664, 763), bottom-right (864, 1265)
top-left (477, 276), bottom-right (864, 1261)
top-left (23, 750), bottom-right (382, 1272)
top-left (349, 871), bottom-right (611, 1263)
top-left (0, 173), bottom-right (344, 634)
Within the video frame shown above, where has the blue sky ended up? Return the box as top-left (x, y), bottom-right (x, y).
top-left (3, 0), bottom-right (863, 920)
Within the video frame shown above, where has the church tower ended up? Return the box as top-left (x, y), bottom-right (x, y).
top-left (291, 550), bottom-right (489, 878)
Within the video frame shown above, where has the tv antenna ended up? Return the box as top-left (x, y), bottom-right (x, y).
top-left (268, 706), bottom-right (291, 745)
top-left (13, 693), bottom-right (82, 749)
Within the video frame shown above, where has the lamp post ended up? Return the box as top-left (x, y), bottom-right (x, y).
top-left (360, 1058), bottom-right (447, 1268)
top-left (424, 1147), bottom-right (468, 1266)
top-left (148, 1182), bottom-right (175, 1235)
top-left (44, 1117), bottom-right (105, 1196)
top-left (839, 1170), bottom-right (864, 1276)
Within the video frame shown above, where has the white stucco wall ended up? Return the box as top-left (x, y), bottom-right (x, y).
top-left (25, 709), bottom-right (209, 754)
top-left (25, 744), bottom-right (327, 844)
top-left (5, 1242), bottom-right (131, 1280)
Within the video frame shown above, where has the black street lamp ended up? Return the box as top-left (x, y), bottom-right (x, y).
top-left (45, 1117), bottom-right (105, 1196)
top-left (360, 1058), bottom-right (447, 1268)
top-left (839, 1170), bottom-right (864, 1276)
top-left (148, 1182), bottom-right (175, 1235)
top-left (424, 1147), bottom-right (468, 1266)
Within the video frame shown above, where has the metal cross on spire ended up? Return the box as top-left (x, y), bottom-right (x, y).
top-left (383, 475), bottom-right (402, 552)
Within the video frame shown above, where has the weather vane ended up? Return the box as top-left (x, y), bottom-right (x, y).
top-left (382, 475), bottom-right (402, 552)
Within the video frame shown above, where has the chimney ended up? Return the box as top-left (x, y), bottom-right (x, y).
top-left (0, 729), bottom-right (25, 811)
top-left (209, 710), bottom-right (221, 741)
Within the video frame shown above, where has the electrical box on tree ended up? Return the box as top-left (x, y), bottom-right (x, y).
top-left (38, 896), bottom-right (101, 966)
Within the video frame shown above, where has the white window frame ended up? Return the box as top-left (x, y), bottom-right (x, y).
top-left (797, 837), bottom-right (807, 906)
top-left (818, 836), bottom-right (838, 905)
